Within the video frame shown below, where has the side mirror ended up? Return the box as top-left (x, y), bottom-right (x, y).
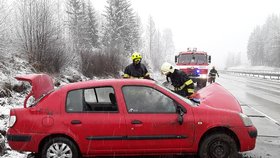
top-left (208, 55), bottom-right (211, 63)
top-left (175, 56), bottom-right (178, 63)
top-left (178, 114), bottom-right (183, 125)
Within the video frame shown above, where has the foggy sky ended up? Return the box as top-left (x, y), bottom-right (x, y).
top-left (93, 0), bottom-right (280, 68)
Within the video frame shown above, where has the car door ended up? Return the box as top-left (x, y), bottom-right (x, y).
top-left (122, 85), bottom-right (195, 153)
top-left (64, 86), bottom-right (127, 154)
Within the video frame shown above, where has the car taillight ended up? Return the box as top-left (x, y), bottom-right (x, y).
top-left (8, 116), bottom-right (16, 128)
top-left (9, 110), bottom-right (17, 128)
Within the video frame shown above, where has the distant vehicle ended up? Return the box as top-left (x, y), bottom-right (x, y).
top-left (7, 74), bottom-right (257, 158)
top-left (175, 48), bottom-right (211, 88)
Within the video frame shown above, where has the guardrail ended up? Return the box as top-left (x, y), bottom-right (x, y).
top-left (221, 70), bottom-right (280, 80)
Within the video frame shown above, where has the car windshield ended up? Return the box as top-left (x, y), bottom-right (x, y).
top-left (156, 83), bottom-right (197, 107)
top-left (178, 54), bottom-right (207, 64)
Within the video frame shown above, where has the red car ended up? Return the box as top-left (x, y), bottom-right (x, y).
top-left (7, 74), bottom-right (257, 158)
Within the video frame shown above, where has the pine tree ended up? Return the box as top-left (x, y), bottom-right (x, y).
top-left (247, 26), bottom-right (264, 66)
top-left (262, 15), bottom-right (280, 67)
top-left (86, 0), bottom-right (99, 48)
top-left (102, 0), bottom-right (140, 56)
top-left (66, 0), bottom-right (86, 51)
top-left (247, 15), bottom-right (280, 67)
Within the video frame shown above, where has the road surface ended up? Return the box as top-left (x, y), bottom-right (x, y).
top-left (216, 73), bottom-right (280, 158)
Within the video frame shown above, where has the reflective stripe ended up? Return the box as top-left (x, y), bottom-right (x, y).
top-left (144, 73), bottom-right (150, 77)
top-left (175, 79), bottom-right (194, 91)
top-left (123, 74), bottom-right (130, 78)
top-left (131, 76), bottom-right (143, 79)
top-left (188, 89), bottom-right (194, 93)
top-left (185, 79), bottom-right (193, 85)
top-left (126, 75), bottom-right (144, 79)
top-left (179, 84), bottom-right (186, 90)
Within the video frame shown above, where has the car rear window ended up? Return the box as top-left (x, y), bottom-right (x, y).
top-left (66, 87), bottom-right (118, 112)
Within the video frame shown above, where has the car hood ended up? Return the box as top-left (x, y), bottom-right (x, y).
top-left (15, 74), bottom-right (54, 100)
top-left (191, 83), bottom-right (242, 112)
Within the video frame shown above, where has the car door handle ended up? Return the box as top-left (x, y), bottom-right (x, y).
top-left (131, 120), bottom-right (142, 124)
top-left (71, 120), bottom-right (81, 125)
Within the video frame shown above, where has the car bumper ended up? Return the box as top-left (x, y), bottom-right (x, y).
top-left (7, 128), bottom-right (45, 152)
top-left (232, 126), bottom-right (257, 152)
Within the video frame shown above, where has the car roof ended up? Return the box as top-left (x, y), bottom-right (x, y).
top-left (60, 79), bottom-right (156, 90)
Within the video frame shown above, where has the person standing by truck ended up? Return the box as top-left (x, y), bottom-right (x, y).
top-left (160, 62), bottom-right (194, 98)
top-left (208, 66), bottom-right (219, 83)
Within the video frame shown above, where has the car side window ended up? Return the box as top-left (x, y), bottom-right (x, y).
top-left (122, 86), bottom-right (176, 113)
top-left (66, 87), bottom-right (118, 112)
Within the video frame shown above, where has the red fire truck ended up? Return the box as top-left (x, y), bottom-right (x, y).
top-left (175, 48), bottom-right (211, 88)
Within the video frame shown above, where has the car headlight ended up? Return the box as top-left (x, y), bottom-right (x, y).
top-left (239, 113), bottom-right (253, 127)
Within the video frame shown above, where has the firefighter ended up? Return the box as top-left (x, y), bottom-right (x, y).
top-left (160, 62), bottom-right (194, 97)
top-left (123, 52), bottom-right (151, 79)
top-left (209, 66), bottom-right (219, 83)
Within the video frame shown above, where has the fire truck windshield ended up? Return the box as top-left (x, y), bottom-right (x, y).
top-left (178, 54), bottom-right (207, 65)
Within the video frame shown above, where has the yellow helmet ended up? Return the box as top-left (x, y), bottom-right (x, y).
top-left (131, 52), bottom-right (142, 61)
top-left (160, 62), bottom-right (175, 75)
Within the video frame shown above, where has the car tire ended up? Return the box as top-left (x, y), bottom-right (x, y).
top-left (199, 133), bottom-right (238, 158)
top-left (41, 137), bottom-right (79, 158)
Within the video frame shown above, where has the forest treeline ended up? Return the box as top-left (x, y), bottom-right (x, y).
top-left (247, 14), bottom-right (280, 67)
top-left (0, 0), bottom-right (175, 77)
top-left (224, 15), bottom-right (280, 68)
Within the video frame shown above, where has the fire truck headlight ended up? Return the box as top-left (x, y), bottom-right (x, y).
top-left (200, 74), bottom-right (207, 78)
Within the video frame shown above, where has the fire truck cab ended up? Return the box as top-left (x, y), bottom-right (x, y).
top-left (175, 48), bottom-right (211, 88)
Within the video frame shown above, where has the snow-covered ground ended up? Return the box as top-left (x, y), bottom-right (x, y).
top-left (0, 55), bottom-right (35, 157)
top-left (0, 55), bottom-right (91, 157)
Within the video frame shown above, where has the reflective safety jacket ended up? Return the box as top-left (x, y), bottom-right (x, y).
top-left (123, 63), bottom-right (150, 79)
top-left (168, 69), bottom-right (194, 97)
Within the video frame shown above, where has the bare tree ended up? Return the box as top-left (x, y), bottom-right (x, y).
top-left (146, 16), bottom-right (156, 59)
top-left (144, 16), bottom-right (175, 71)
top-left (143, 16), bottom-right (157, 70)
top-left (15, 0), bottom-right (66, 73)
top-left (161, 28), bottom-right (175, 63)
top-left (0, 0), bottom-right (10, 58)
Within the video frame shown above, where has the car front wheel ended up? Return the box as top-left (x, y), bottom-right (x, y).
top-left (199, 133), bottom-right (238, 158)
top-left (41, 137), bottom-right (79, 158)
